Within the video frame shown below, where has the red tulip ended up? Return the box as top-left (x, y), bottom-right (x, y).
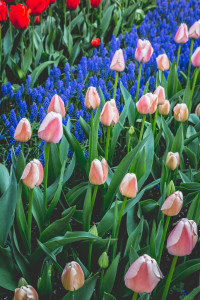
top-left (34, 15), bottom-right (40, 24)
top-left (91, 38), bottom-right (100, 47)
top-left (0, 1), bottom-right (8, 22)
top-left (66, 0), bottom-right (80, 10)
top-left (50, 0), bottom-right (56, 2)
top-left (90, 0), bottom-right (101, 7)
top-left (26, 0), bottom-right (50, 15)
top-left (9, 4), bottom-right (30, 30)
top-left (14, 118), bottom-right (32, 142)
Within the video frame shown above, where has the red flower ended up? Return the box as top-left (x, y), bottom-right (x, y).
top-left (34, 15), bottom-right (40, 24)
top-left (91, 38), bottom-right (100, 47)
top-left (90, 0), bottom-right (101, 7)
top-left (26, 0), bottom-right (49, 15)
top-left (9, 4), bottom-right (30, 30)
top-left (50, 0), bottom-right (56, 3)
top-left (0, 1), bottom-right (8, 22)
top-left (66, 0), bottom-right (80, 10)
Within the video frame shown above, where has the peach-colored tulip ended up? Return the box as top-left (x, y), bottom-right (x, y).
top-left (173, 103), bottom-right (188, 122)
top-left (119, 173), bottom-right (138, 198)
top-left (14, 285), bottom-right (39, 300)
top-left (153, 86), bottom-right (165, 105)
top-left (135, 39), bottom-right (153, 63)
top-left (195, 103), bottom-right (200, 117)
top-left (136, 93), bottom-right (158, 115)
top-left (89, 158), bottom-right (108, 185)
top-left (124, 254), bottom-right (163, 293)
top-left (174, 23), bottom-right (188, 43)
top-left (38, 112), bottom-right (63, 143)
top-left (14, 118), bottom-right (32, 142)
top-left (191, 47), bottom-right (200, 67)
top-left (110, 49), bottom-right (125, 72)
top-left (21, 159), bottom-right (44, 189)
top-left (84, 86), bottom-right (100, 109)
top-left (156, 54), bottom-right (170, 71)
top-left (61, 261), bottom-right (85, 291)
top-left (159, 100), bottom-right (170, 116)
top-left (167, 218), bottom-right (198, 256)
top-left (188, 20), bottom-right (200, 39)
top-left (100, 99), bottom-right (119, 126)
top-left (161, 191), bottom-right (183, 216)
top-left (166, 152), bottom-right (180, 171)
top-left (47, 94), bottom-right (66, 118)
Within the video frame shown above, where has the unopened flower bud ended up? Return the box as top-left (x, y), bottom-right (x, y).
top-left (98, 252), bottom-right (109, 269)
top-left (129, 126), bottom-right (134, 135)
top-left (166, 180), bottom-right (176, 197)
top-left (89, 224), bottom-right (98, 236)
top-left (18, 278), bottom-right (28, 288)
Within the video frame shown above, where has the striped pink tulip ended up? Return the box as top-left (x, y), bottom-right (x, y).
top-left (100, 99), bottom-right (119, 126)
top-left (191, 47), bottom-right (200, 67)
top-left (84, 86), bottom-right (100, 109)
top-left (89, 158), bottom-right (108, 185)
top-left (156, 54), bottom-right (170, 71)
top-left (188, 20), bottom-right (200, 39)
top-left (110, 49), bottom-right (125, 72)
top-left (174, 23), bottom-right (188, 43)
top-left (135, 39), bottom-right (153, 63)
top-left (47, 94), bottom-right (66, 118)
top-left (119, 173), bottom-right (138, 198)
top-left (14, 118), bottom-right (32, 142)
top-left (38, 112), bottom-right (63, 143)
top-left (153, 86), bottom-right (165, 105)
top-left (136, 93), bottom-right (158, 114)
top-left (161, 191), bottom-right (183, 216)
top-left (21, 159), bottom-right (44, 189)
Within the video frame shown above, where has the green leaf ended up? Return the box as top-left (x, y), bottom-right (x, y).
top-left (103, 293), bottom-right (116, 300)
top-left (120, 82), bottom-right (135, 126)
top-left (23, 45), bottom-right (32, 75)
top-left (124, 218), bottom-right (144, 257)
top-left (101, 253), bottom-right (120, 295)
top-left (167, 59), bottom-right (179, 99)
top-left (32, 187), bottom-right (44, 232)
top-left (187, 192), bottom-right (200, 224)
top-left (83, 184), bottom-right (92, 231)
top-left (69, 40), bottom-right (81, 65)
top-left (150, 220), bottom-right (156, 259)
top-left (48, 143), bottom-right (61, 185)
top-left (101, 5), bottom-right (114, 35)
top-left (0, 246), bottom-right (18, 291)
top-left (31, 61), bottom-right (54, 88)
top-left (64, 182), bottom-right (88, 206)
top-left (171, 123), bottom-right (184, 155)
top-left (38, 262), bottom-right (52, 299)
top-left (60, 121), bottom-right (70, 164)
top-left (0, 164), bottom-right (9, 196)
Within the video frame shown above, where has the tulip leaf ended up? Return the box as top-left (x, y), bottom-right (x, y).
top-left (32, 187), bottom-right (44, 232)
top-left (167, 59), bottom-right (179, 99)
top-left (63, 182), bottom-right (88, 206)
top-left (103, 293), bottom-right (116, 300)
top-left (101, 253), bottom-right (120, 295)
top-left (187, 192), bottom-right (200, 224)
top-left (38, 262), bottom-right (52, 298)
top-left (48, 143), bottom-right (62, 185)
top-left (31, 61), bottom-right (54, 88)
top-left (124, 218), bottom-right (144, 257)
top-left (120, 82), bottom-right (135, 126)
top-left (101, 5), bottom-right (114, 35)
top-left (82, 183), bottom-right (92, 231)
top-left (171, 123), bottom-right (184, 155)
top-left (0, 246), bottom-right (18, 291)
top-left (60, 121), bottom-right (70, 164)
top-left (0, 163), bottom-right (9, 196)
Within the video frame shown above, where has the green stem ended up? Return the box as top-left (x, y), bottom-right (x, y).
top-left (91, 185), bottom-right (98, 213)
top-left (113, 71), bottom-right (119, 99)
top-left (99, 269), bottom-right (105, 299)
top-left (27, 188), bottom-right (34, 254)
top-left (88, 242), bottom-right (93, 272)
top-left (136, 62), bottom-right (142, 102)
top-left (72, 290), bottom-right (75, 300)
top-left (127, 135), bottom-right (131, 153)
top-left (161, 256), bottom-right (178, 300)
top-left (21, 143), bottom-right (24, 152)
top-left (139, 115), bottom-right (146, 142)
top-left (152, 107), bottom-right (159, 135)
top-left (157, 215), bottom-right (170, 265)
top-left (176, 44), bottom-right (181, 69)
top-left (32, 22), bottom-right (34, 57)
top-left (64, 0), bottom-right (66, 26)
top-left (21, 34), bottom-right (24, 71)
top-left (188, 67), bottom-right (198, 112)
top-left (0, 23), bottom-right (2, 69)
top-left (69, 11), bottom-right (71, 54)
top-left (132, 292), bottom-right (138, 300)
top-left (161, 71), bottom-right (164, 86)
top-left (89, 109), bottom-right (94, 164)
top-left (9, 21), bottom-right (12, 43)
top-left (49, 5), bottom-right (52, 34)
top-left (44, 143), bottom-right (50, 213)
top-left (188, 39), bottom-right (194, 80)
top-left (115, 196), bottom-right (127, 238)
top-left (40, 14), bottom-right (43, 40)
top-left (105, 125), bottom-right (111, 162)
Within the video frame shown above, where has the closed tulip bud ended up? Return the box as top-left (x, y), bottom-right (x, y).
top-left (84, 86), bottom-right (100, 110)
top-left (124, 254), bottom-right (163, 293)
top-left (166, 180), bottom-right (176, 197)
top-left (38, 112), bottom-right (63, 143)
top-left (89, 158), bottom-right (108, 185)
top-left (47, 94), bottom-right (66, 118)
top-left (66, 0), bottom-right (80, 10)
top-left (195, 103), bottom-right (200, 117)
top-left (61, 261), bottom-right (85, 291)
top-left (167, 218), bottom-right (198, 256)
top-left (21, 159), bottom-right (44, 189)
top-left (158, 100), bottom-right (170, 116)
top-left (100, 99), bottom-right (119, 126)
top-left (174, 23), bottom-right (188, 43)
top-left (110, 49), bottom-right (125, 72)
top-left (166, 152), bottom-right (180, 170)
top-left (18, 278), bottom-right (28, 288)
top-left (136, 93), bottom-right (158, 115)
top-left (14, 118), bottom-right (32, 142)
top-left (156, 54), bottom-right (170, 71)
top-left (129, 126), bottom-right (134, 135)
top-left (188, 20), bottom-right (200, 39)
top-left (173, 103), bottom-right (188, 122)
top-left (161, 191), bottom-right (183, 216)
top-left (89, 224), bottom-right (98, 236)
top-left (34, 15), bottom-right (40, 24)
top-left (119, 173), bottom-right (138, 198)
top-left (14, 285), bottom-right (39, 300)
top-left (191, 47), bottom-right (200, 67)
top-left (91, 38), bottom-right (100, 47)
top-left (153, 86), bottom-right (165, 105)
top-left (98, 252), bottom-right (109, 269)
top-left (135, 39), bottom-right (153, 63)
top-left (90, 0), bottom-right (101, 8)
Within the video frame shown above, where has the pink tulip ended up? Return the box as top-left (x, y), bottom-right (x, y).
top-left (119, 173), bottom-right (138, 198)
top-left (135, 39), bottom-right (153, 63)
top-left (195, 103), bottom-right (200, 117)
top-left (110, 49), bottom-right (125, 72)
top-left (166, 152), bottom-right (180, 170)
top-left (191, 47), bottom-right (200, 67)
top-left (89, 158), bottom-right (108, 185)
top-left (61, 261), bottom-right (85, 291)
top-left (136, 93), bottom-right (158, 115)
top-left (188, 20), bottom-right (200, 39)
top-left (84, 86), bottom-right (100, 109)
top-left (38, 112), bottom-right (63, 143)
top-left (156, 54), bottom-right (170, 71)
top-left (159, 100), bottom-right (170, 116)
top-left (100, 99), bottom-right (119, 126)
top-left (174, 23), bottom-right (188, 44)
top-left (173, 103), bottom-right (188, 122)
top-left (21, 159), bottom-right (44, 189)
top-left (47, 94), bottom-right (66, 118)
top-left (167, 218), bottom-right (198, 256)
top-left (153, 86), bottom-right (165, 105)
top-left (14, 285), bottom-right (39, 300)
top-left (14, 118), bottom-right (32, 142)
top-left (124, 254), bottom-right (163, 293)
top-left (161, 191), bottom-right (183, 216)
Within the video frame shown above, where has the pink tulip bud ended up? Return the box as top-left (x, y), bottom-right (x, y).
top-left (166, 152), bottom-right (180, 170)
top-left (124, 254), bottom-right (163, 293)
top-left (119, 173), bottom-right (138, 198)
top-left (174, 23), bottom-right (188, 43)
top-left (136, 93), bottom-right (158, 115)
top-left (188, 20), bottom-right (200, 39)
top-left (161, 191), bottom-right (183, 216)
top-left (47, 94), bottom-right (66, 118)
top-left (167, 218), bottom-right (198, 256)
top-left (191, 46), bottom-right (200, 67)
top-left (100, 99), bottom-right (119, 126)
top-left (84, 86), bottom-right (100, 109)
top-left (153, 86), bottom-right (165, 105)
top-left (38, 112), bottom-right (63, 143)
top-left (156, 54), bottom-right (170, 71)
top-left (173, 103), bottom-right (188, 122)
top-left (61, 261), bottom-right (85, 291)
top-left (195, 103), bottom-right (200, 117)
top-left (135, 39), bottom-right (153, 63)
top-left (14, 285), bottom-right (39, 300)
top-left (21, 159), bottom-right (44, 189)
top-left (110, 49), bottom-right (125, 72)
top-left (89, 158), bottom-right (108, 185)
top-left (14, 118), bottom-right (32, 142)
top-left (159, 100), bottom-right (170, 116)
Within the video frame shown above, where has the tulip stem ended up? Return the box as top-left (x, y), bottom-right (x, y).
top-left (188, 39), bottom-right (194, 80)
top-left (188, 67), bottom-right (198, 112)
top-left (27, 188), bottom-right (34, 254)
top-left (161, 255), bottom-right (178, 300)
top-left (21, 143), bottom-right (24, 152)
top-left (91, 185), bottom-right (98, 213)
top-left (88, 242), bottom-right (93, 272)
top-left (64, 0), bottom-right (66, 27)
top-left (49, 5), bottom-right (52, 33)
top-left (99, 269), bottom-right (105, 299)
top-left (127, 135), bottom-right (131, 153)
top-left (32, 22), bottom-right (35, 57)
top-left (89, 109), bottom-right (94, 164)
top-left (152, 107), bottom-right (159, 135)
top-left (40, 14), bottom-right (43, 40)
top-left (105, 125), bottom-right (111, 162)
top-left (21, 34), bottom-right (24, 71)
top-left (176, 44), bottom-right (181, 69)
top-left (72, 290), bottom-right (75, 300)
top-left (9, 21), bottom-right (12, 43)
top-left (44, 142), bottom-right (50, 213)
top-left (139, 114), bottom-right (146, 142)
top-left (157, 215), bottom-right (170, 265)
top-left (136, 62), bottom-right (142, 103)
top-left (115, 196), bottom-right (127, 238)
top-left (113, 71), bottom-right (118, 99)
top-left (68, 11), bottom-right (71, 54)
top-left (161, 71), bottom-right (164, 86)
top-left (0, 24), bottom-right (2, 69)
top-left (132, 292), bottom-right (138, 300)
